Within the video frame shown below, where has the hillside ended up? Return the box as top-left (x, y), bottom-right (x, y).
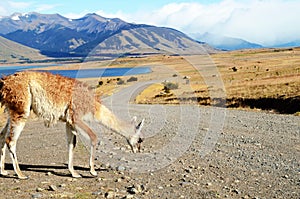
top-left (0, 36), bottom-right (45, 63)
top-left (86, 27), bottom-right (216, 56)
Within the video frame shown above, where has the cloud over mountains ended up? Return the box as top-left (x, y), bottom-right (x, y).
top-left (1, 0), bottom-right (299, 47)
top-left (93, 0), bottom-right (300, 46)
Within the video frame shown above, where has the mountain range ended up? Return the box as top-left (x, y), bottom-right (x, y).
top-left (0, 12), bottom-right (298, 60)
top-left (0, 12), bottom-right (216, 58)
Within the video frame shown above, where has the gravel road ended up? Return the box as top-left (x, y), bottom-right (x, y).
top-left (0, 82), bottom-right (299, 199)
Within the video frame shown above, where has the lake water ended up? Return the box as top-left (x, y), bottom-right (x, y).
top-left (0, 65), bottom-right (152, 78)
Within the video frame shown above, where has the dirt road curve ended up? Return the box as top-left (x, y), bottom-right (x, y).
top-left (0, 82), bottom-right (299, 199)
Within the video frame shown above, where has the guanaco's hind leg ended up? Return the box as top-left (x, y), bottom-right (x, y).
top-left (5, 120), bottom-right (28, 179)
top-left (74, 120), bottom-right (97, 177)
top-left (66, 123), bottom-right (81, 178)
top-left (0, 121), bottom-right (9, 176)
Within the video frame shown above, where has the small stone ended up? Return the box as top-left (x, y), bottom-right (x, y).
top-left (128, 187), bottom-right (138, 194)
top-left (185, 168), bottom-right (191, 173)
top-left (158, 186), bottom-right (163, 190)
top-left (32, 193), bottom-right (42, 198)
top-left (97, 177), bottom-right (106, 181)
top-left (92, 191), bottom-right (102, 195)
top-left (183, 174), bottom-right (189, 178)
top-left (135, 184), bottom-right (144, 193)
top-left (180, 182), bottom-right (191, 186)
top-left (48, 185), bottom-right (57, 191)
top-left (115, 178), bottom-right (122, 182)
top-left (232, 189), bottom-right (240, 194)
top-left (189, 165), bottom-right (195, 169)
top-left (120, 147), bottom-right (126, 151)
top-left (36, 187), bottom-right (44, 192)
top-left (124, 195), bottom-right (134, 199)
top-left (105, 191), bottom-right (114, 198)
top-left (206, 182), bottom-right (212, 186)
top-left (117, 166), bottom-right (126, 171)
top-left (59, 184), bottom-right (66, 188)
top-left (46, 172), bottom-right (52, 176)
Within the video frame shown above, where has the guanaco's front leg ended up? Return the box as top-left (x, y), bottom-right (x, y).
top-left (66, 123), bottom-right (81, 178)
top-left (0, 121), bottom-right (9, 176)
top-left (6, 120), bottom-right (28, 179)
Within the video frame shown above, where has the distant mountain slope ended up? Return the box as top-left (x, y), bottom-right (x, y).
top-left (271, 40), bottom-right (300, 48)
top-left (0, 36), bottom-right (45, 63)
top-left (78, 27), bottom-right (216, 55)
top-left (192, 32), bottom-right (263, 50)
top-left (0, 12), bottom-right (217, 57)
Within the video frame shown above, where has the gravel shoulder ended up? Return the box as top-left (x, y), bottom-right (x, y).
top-left (0, 104), bottom-right (299, 199)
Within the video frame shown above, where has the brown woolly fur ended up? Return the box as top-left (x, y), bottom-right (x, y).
top-left (0, 71), bottom-right (144, 179)
top-left (1, 71), bottom-right (96, 126)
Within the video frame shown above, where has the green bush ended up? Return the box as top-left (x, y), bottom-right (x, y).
top-left (163, 82), bottom-right (178, 90)
top-left (162, 81), bottom-right (178, 93)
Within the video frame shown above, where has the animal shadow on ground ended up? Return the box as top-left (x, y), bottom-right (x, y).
top-left (1, 163), bottom-right (107, 179)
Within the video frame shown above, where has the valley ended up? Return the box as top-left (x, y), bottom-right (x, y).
top-left (0, 5), bottom-right (299, 199)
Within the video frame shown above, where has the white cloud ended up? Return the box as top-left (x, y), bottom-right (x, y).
top-left (0, 1), bottom-right (60, 16)
top-left (35, 4), bottom-right (61, 12)
top-left (103, 0), bottom-right (300, 46)
top-left (8, 1), bottom-right (32, 9)
top-left (0, 1), bottom-right (33, 16)
top-left (0, 1), bottom-right (11, 16)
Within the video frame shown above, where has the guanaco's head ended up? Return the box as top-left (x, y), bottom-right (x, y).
top-left (128, 117), bottom-right (145, 153)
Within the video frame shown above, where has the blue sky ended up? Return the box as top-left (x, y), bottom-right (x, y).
top-left (1, 0), bottom-right (300, 46)
top-left (0, 0), bottom-right (221, 14)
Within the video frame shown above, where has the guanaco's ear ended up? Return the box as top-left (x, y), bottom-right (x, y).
top-left (136, 119), bottom-right (145, 130)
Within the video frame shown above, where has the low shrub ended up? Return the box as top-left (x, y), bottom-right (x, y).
top-left (117, 79), bottom-right (125, 85)
top-left (162, 82), bottom-right (178, 93)
top-left (127, 76), bottom-right (138, 82)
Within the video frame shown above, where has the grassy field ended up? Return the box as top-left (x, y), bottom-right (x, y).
top-left (116, 47), bottom-right (300, 114)
top-left (0, 47), bottom-right (299, 120)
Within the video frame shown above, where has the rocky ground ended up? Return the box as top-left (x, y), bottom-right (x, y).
top-left (0, 103), bottom-right (299, 199)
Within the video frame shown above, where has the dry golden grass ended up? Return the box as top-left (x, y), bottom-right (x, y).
top-left (1, 47), bottom-right (299, 118)
top-left (211, 47), bottom-right (300, 99)
top-left (132, 48), bottom-right (299, 113)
